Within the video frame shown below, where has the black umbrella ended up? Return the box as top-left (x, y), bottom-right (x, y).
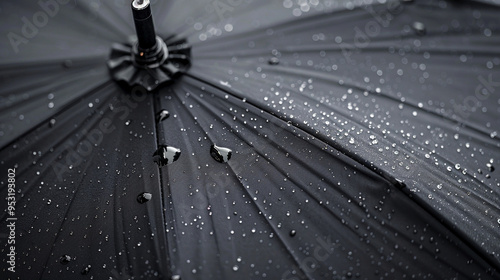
top-left (1, 0), bottom-right (499, 279)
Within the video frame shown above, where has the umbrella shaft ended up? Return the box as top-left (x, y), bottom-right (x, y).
top-left (132, 0), bottom-right (157, 50)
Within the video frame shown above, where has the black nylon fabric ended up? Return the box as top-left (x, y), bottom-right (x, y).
top-left (0, 0), bottom-right (499, 279)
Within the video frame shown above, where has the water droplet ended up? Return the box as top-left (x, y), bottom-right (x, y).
top-left (486, 163), bottom-right (495, 172)
top-left (232, 265), bottom-right (239, 271)
top-left (153, 145), bottom-right (181, 166)
top-left (60, 255), bottom-right (72, 265)
top-left (412, 21), bottom-right (426, 35)
top-left (137, 192), bottom-right (152, 204)
top-left (125, 120), bottom-right (131, 126)
top-left (210, 144), bottom-right (232, 163)
top-left (289, 229), bottom-right (296, 237)
top-left (81, 265), bottom-right (91, 275)
top-left (268, 57), bottom-right (280, 65)
top-left (171, 275), bottom-right (181, 280)
top-left (49, 119), bottom-right (56, 127)
top-left (157, 110), bottom-right (170, 122)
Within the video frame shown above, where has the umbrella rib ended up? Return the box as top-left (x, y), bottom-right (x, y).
top-left (171, 87), bottom-right (314, 278)
top-left (151, 92), bottom-right (177, 275)
top-left (225, 165), bottom-right (315, 279)
top-left (169, 89), bottom-right (254, 275)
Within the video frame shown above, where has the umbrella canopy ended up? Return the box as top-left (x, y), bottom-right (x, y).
top-left (1, 0), bottom-right (499, 279)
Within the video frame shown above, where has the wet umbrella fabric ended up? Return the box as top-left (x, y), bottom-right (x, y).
top-left (1, 0), bottom-right (499, 279)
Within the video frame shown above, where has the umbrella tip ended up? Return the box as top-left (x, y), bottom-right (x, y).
top-left (132, 0), bottom-right (147, 9)
top-left (108, 0), bottom-right (191, 91)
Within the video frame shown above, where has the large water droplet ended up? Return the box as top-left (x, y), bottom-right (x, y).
top-left (60, 255), bottom-right (72, 265)
top-left (268, 57), bottom-right (280, 65)
top-left (289, 229), bottom-right (296, 237)
top-left (137, 192), bottom-right (152, 204)
top-left (210, 144), bottom-right (232, 163)
top-left (412, 21), bottom-right (426, 35)
top-left (171, 276), bottom-right (181, 280)
top-left (153, 146), bottom-right (181, 166)
top-left (157, 110), bottom-right (170, 122)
